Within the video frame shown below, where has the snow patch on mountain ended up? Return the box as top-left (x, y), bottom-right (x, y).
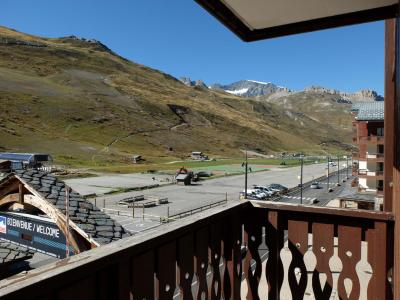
top-left (225, 88), bottom-right (249, 95)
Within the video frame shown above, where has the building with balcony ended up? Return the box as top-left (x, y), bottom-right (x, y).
top-left (352, 102), bottom-right (385, 195)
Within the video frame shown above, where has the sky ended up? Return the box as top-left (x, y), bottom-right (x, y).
top-left (1, 0), bottom-right (385, 94)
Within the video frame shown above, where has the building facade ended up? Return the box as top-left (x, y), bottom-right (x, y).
top-left (352, 102), bottom-right (384, 194)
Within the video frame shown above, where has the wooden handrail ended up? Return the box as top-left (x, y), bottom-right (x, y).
top-left (250, 200), bottom-right (395, 221)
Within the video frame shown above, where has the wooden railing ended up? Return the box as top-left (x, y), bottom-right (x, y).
top-left (359, 135), bottom-right (385, 144)
top-left (0, 201), bottom-right (394, 300)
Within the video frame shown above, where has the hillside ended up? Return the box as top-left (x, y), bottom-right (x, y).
top-left (0, 26), bottom-right (354, 169)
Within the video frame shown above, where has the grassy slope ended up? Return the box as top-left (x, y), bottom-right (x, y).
top-left (0, 26), bottom-right (352, 170)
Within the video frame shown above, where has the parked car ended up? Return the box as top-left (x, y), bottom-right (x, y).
top-left (268, 183), bottom-right (289, 194)
top-left (196, 171), bottom-right (213, 177)
top-left (252, 185), bottom-right (276, 197)
top-left (326, 162), bottom-right (337, 168)
top-left (310, 182), bottom-right (321, 189)
top-left (240, 189), bottom-right (267, 200)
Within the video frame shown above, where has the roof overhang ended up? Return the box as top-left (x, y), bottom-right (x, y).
top-left (195, 0), bottom-right (398, 41)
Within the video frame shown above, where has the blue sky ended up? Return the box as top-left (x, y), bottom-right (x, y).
top-left (1, 0), bottom-right (385, 94)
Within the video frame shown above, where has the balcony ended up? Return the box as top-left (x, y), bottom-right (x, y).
top-left (359, 136), bottom-right (385, 145)
top-left (358, 170), bottom-right (384, 179)
top-left (0, 201), bottom-right (393, 299)
top-left (366, 153), bottom-right (385, 162)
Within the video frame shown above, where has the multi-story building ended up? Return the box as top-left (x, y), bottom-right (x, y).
top-left (352, 102), bottom-right (384, 194)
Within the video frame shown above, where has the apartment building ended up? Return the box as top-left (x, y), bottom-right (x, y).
top-left (352, 101), bottom-right (384, 194)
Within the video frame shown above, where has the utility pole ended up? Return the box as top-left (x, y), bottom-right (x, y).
top-left (65, 186), bottom-right (70, 258)
top-left (346, 155), bottom-right (349, 179)
top-left (337, 156), bottom-right (340, 185)
top-left (327, 156), bottom-right (330, 191)
top-left (351, 154), bottom-right (354, 175)
top-left (244, 148), bottom-right (248, 199)
top-left (300, 156), bottom-right (303, 204)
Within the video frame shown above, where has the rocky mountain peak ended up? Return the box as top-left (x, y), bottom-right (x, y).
top-left (304, 85), bottom-right (383, 102)
top-left (179, 77), bottom-right (207, 88)
top-left (210, 80), bottom-right (290, 97)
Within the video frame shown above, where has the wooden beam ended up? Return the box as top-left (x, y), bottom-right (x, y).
top-left (18, 183), bottom-right (24, 204)
top-left (389, 6), bottom-right (400, 298)
top-left (195, 0), bottom-right (398, 42)
top-left (0, 193), bottom-right (20, 207)
top-left (0, 179), bottom-right (19, 200)
top-left (385, 19), bottom-right (396, 212)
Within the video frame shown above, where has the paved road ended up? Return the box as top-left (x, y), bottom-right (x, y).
top-left (279, 167), bottom-right (352, 205)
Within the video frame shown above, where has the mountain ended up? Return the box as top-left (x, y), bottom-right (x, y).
top-left (303, 86), bottom-right (383, 102)
top-left (209, 80), bottom-right (383, 102)
top-left (210, 80), bottom-right (290, 97)
top-left (0, 26), bottom-right (354, 169)
top-left (179, 77), bottom-right (208, 88)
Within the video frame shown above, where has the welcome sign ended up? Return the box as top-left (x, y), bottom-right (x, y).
top-left (0, 212), bottom-right (72, 258)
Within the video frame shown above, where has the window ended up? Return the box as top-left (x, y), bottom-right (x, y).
top-left (377, 127), bottom-right (384, 136)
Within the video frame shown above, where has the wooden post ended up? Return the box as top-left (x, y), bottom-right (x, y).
top-left (167, 206), bottom-right (170, 223)
top-left (132, 206), bottom-right (134, 219)
top-left (18, 183), bottom-right (24, 204)
top-left (385, 18), bottom-right (396, 212)
top-left (386, 17), bottom-right (400, 300)
top-left (103, 199), bottom-right (105, 209)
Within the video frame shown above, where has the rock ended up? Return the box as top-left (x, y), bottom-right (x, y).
top-left (96, 231), bottom-right (114, 238)
top-left (95, 225), bottom-right (113, 232)
top-left (78, 224), bottom-right (95, 231)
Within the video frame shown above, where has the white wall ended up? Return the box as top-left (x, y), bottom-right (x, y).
top-left (359, 160), bottom-right (367, 170)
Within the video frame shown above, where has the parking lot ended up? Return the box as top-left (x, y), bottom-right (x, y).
top-left (85, 163), bottom-right (349, 233)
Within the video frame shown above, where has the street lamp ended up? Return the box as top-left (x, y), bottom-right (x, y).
top-left (243, 149), bottom-right (248, 199)
top-left (337, 156), bottom-right (340, 185)
top-left (300, 155), bottom-right (304, 204)
top-left (327, 156), bottom-right (330, 191)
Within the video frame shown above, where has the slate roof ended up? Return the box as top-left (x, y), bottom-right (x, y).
top-left (4, 170), bottom-right (130, 245)
top-left (0, 240), bottom-right (33, 264)
top-left (351, 101), bottom-right (384, 121)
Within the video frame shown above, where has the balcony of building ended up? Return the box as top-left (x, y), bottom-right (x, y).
top-left (359, 135), bottom-right (385, 145)
top-left (0, 201), bottom-right (394, 299)
top-left (358, 169), bottom-right (384, 179)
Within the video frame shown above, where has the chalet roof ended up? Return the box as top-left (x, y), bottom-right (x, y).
top-left (0, 240), bottom-right (33, 264)
top-left (196, 0), bottom-right (397, 41)
top-left (352, 101), bottom-right (384, 121)
top-left (1, 170), bottom-right (130, 245)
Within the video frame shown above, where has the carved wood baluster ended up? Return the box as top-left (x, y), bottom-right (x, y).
top-left (195, 227), bottom-right (209, 300)
top-left (223, 213), bottom-right (242, 300)
top-left (366, 221), bottom-right (392, 299)
top-left (265, 211), bottom-right (284, 300)
top-left (287, 220), bottom-right (309, 300)
top-left (312, 222), bottom-right (334, 300)
top-left (156, 242), bottom-right (177, 300)
top-left (244, 210), bottom-right (264, 300)
top-left (178, 233), bottom-right (195, 300)
top-left (337, 225), bottom-right (361, 300)
top-left (131, 251), bottom-right (155, 300)
top-left (209, 221), bottom-right (223, 300)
